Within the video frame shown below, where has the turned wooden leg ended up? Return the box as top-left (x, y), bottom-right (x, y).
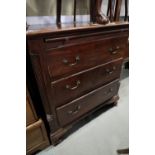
top-left (73, 0), bottom-right (76, 24)
top-left (124, 0), bottom-right (129, 21)
top-left (107, 0), bottom-right (116, 22)
top-left (94, 0), bottom-right (109, 24)
top-left (56, 0), bottom-right (61, 27)
top-left (114, 0), bottom-right (123, 21)
top-left (90, 0), bottom-right (96, 23)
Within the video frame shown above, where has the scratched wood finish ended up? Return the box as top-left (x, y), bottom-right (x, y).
top-left (27, 23), bottom-right (129, 145)
top-left (46, 35), bottom-right (128, 80)
top-left (57, 79), bottom-right (120, 126)
top-left (52, 58), bottom-right (122, 107)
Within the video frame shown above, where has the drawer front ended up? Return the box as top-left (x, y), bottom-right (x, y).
top-left (46, 36), bottom-right (128, 80)
top-left (52, 59), bottom-right (122, 107)
top-left (56, 80), bottom-right (119, 126)
top-left (26, 119), bottom-right (49, 155)
top-left (43, 29), bottom-right (128, 50)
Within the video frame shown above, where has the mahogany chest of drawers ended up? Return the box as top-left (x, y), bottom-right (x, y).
top-left (27, 23), bottom-right (129, 145)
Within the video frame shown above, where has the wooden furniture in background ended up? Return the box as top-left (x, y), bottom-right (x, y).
top-left (114, 0), bottom-right (123, 21)
top-left (56, 0), bottom-right (129, 26)
top-left (107, 0), bottom-right (129, 22)
top-left (56, 0), bottom-right (109, 26)
top-left (107, 0), bottom-right (114, 21)
top-left (124, 0), bottom-right (129, 21)
top-left (26, 89), bottom-right (50, 155)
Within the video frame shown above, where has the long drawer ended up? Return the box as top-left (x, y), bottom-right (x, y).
top-left (46, 36), bottom-right (128, 80)
top-left (43, 31), bottom-right (128, 50)
top-left (52, 59), bottom-right (122, 107)
top-left (56, 79), bottom-right (120, 126)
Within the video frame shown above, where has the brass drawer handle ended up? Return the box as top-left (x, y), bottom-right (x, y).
top-left (108, 46), bottom-right (120, 54)
top-left (68, 105), bottom-right (81, 115)
top-left (66, 80), bottom-right (80, 90)
top-left (63, 55), bottom-right (80, 66)
top-left (106, 66), bottom-right (116, 75)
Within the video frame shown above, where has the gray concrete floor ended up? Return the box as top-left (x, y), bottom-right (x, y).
top-left (37, 69), bottom-right (129, 155)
